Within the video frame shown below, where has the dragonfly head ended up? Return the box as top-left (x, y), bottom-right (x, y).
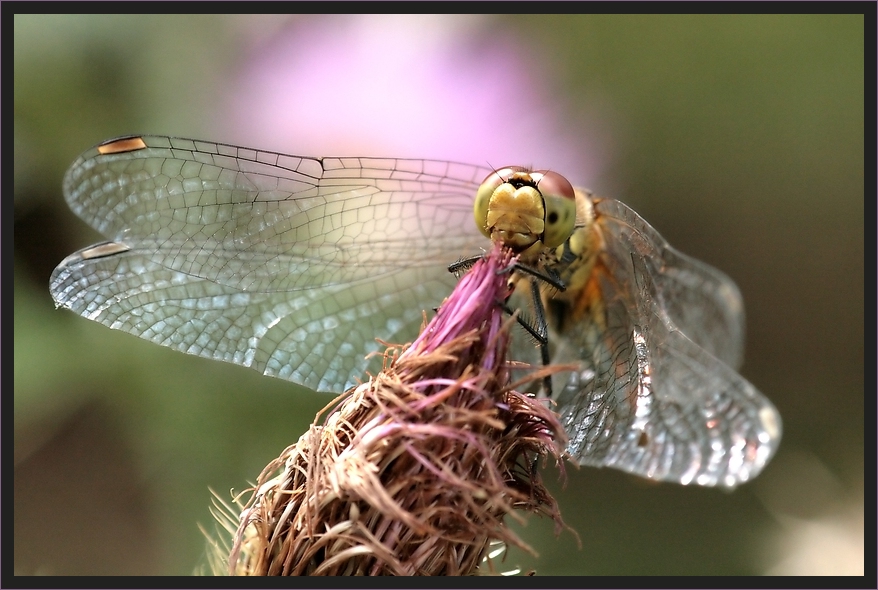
top-left (474, 167), bottom-right (577, 257)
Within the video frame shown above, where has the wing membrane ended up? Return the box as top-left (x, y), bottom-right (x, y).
top-left (51, 136), bottom-right (488, 392)
top-left (552, 199), bottom-right (780, 487)
top-left (594, 199), bottom-right (746, 369)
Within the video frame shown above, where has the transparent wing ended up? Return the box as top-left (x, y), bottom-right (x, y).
top-left (595, 199), bottom-right (747, 369)
top-left (50, 135), bottom-right (489, 392)
top-left (552, 198), bottom-right (781, 487)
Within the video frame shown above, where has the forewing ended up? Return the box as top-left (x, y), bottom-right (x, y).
top-left (50, 136), bottom-right (488, 392)
top-left (552, 199), bottom-right (781, 487)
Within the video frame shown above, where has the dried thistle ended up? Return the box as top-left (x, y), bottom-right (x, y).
top-left (224, 243), bottom-right (570, 576)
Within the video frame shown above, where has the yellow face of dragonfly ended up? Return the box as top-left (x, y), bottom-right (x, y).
top-left (51, 135), bottom-right (781, 488)
top-left (473, 167), bottom-right (577, 260)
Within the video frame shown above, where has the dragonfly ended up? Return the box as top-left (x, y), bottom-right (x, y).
top-left (50, 135), bottom-right (781, 488)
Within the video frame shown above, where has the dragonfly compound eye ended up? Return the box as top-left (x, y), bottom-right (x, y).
top-left (532, 170), bottom-right (576, 249)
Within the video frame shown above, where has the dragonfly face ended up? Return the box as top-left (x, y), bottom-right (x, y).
top-left (50, 135), bottom-right (781, 488)
top-left (473, 166), bottom-right (577, 259)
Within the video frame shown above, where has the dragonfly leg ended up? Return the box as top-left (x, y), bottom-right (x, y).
top-left (507, 261), bottom-right (566, 292)
top-left (497, 278), bottom-right (554, 395)
top-left (529, 279), bottom-right (553, 397)
top-left (452, 254), bottom-right (556, 396)
top-left (447, 254), bottom-right (484, 277)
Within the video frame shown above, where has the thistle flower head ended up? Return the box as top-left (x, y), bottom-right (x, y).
top-left (224, 243), bottom-right (569, 576)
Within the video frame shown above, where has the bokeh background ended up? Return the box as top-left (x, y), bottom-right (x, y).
top-left (14, 14), bottom-right (864, 576)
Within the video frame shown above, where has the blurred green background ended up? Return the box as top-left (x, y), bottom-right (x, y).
top-left (14, 14), bottom-right (863, 576)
